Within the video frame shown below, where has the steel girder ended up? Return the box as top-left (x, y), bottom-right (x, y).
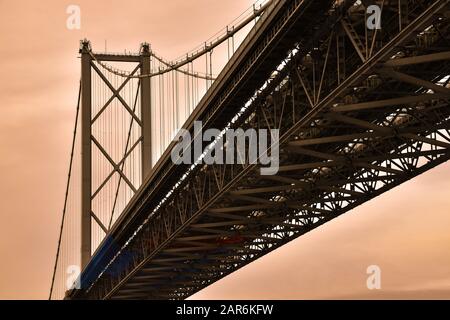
top-left (78, 0), bottom-right (450, 299)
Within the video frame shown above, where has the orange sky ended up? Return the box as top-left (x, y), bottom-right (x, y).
top-left (0, 0), bottom-right (449, 300)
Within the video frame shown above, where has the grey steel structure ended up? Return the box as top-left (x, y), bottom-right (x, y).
top-left (79, 42), bottom-right (152, 269)
top-left (72, 0), bottom-right (450, 299)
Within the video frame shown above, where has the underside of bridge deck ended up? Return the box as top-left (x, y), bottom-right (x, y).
top-left (73, 0), bottom-right (450, 299)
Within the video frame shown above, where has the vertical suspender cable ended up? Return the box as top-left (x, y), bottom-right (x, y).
top-left (205, 49), bottom-right (208, 89)
top-left (209, 50), bottom-right (213, 88)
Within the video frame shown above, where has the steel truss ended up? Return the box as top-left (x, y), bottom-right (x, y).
top-left (76, 0), bottom-right (450, 299)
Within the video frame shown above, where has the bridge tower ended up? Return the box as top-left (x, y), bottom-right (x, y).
top-left (79, 39), bottom-right (152, 271)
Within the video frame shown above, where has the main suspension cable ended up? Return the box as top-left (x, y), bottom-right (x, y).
top-left (49, 81), bottom-right (81, 300)
top-left (88, 0), bottom-right (271, 79)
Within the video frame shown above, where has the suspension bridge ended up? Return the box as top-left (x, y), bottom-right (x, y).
top-left (50, 0), bottom-right (450, 299)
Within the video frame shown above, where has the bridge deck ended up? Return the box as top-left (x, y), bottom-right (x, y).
top-left (73, 0), bottom-right (450, 299)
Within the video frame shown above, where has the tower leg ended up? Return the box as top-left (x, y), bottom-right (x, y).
top-left (80, 40), bottom-right (92, 271)
top-left (140, 43), bottom-right (152, 179)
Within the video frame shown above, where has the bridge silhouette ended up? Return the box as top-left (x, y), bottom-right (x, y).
top-left (50, 0), bottom-right (450, 299)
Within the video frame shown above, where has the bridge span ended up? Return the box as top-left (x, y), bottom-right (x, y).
top-left (51, 0), bottom-right (450, 299)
